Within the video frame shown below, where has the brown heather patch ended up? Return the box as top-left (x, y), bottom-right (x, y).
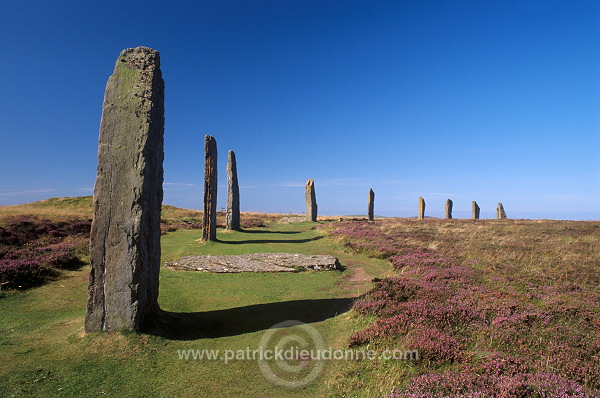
top-left (357, 218), bottom-right (600, 288)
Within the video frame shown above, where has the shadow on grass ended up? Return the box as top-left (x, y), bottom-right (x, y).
top-left (57, 258), bottom-right (88, 271)
top-left (239, 229), bottom-right (302, 235)
top-left (218, 236), bottom-right (323, 245)
top-left (142, 297), bottom-right (354, 340)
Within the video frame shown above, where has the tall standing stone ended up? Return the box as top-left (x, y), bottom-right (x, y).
top-left (85, 47), bottom-right (164, 333)
top-left (472, 201), bottom-right (480, 220)
top-left (497, 202), bottom-right (507, 219)
top-left (368, 189), bottom-right (375, 221)
top-left (226, 150), bottom-right (240, 231)
top-left (202, 135), bottom-right (218, 241)
top-left (418, 197), bottom-right (426, 220)
top-left (306, 179), bottom-right (317, 222)
top-left (445, 199), bottom-right (453, 219)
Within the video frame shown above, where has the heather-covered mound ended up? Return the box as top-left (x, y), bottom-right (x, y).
top-left (322, 219), bottom-right (600, 397)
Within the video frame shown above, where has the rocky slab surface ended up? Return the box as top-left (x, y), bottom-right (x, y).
top-left (165, 253), bottom-right (341, 273)
top-left (277, 216), bottom-right (309, 223)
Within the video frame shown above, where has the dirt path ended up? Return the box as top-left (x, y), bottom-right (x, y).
top-left (347, 266), bottom-right (371, 282)
top-left (337, 261), bottom-right (378, 297)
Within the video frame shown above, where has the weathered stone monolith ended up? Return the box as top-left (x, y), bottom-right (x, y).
top-left (306, 179), bottom-right (317, 222)
top-left (226, 150), bottom-right (240, 230)
top-left (202, 135), bottom-right (218, 241)
top-left (472, 201), bottom-right (480, 220)
top-left (445, 199), bottom-right (453, 219)
top-left (418, 197), bottom-right (425, 220)
top-left (85, 47), bottom-right (164, 333)
top-left (497, 202), bottom-right (507, 219)
top-left (368, 189), bottom-right (375, 221)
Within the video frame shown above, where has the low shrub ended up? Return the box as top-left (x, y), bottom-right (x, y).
top-left (0, 216), bottom-right (90, 290)
top-left (0, 259), bottom-right (56, 289)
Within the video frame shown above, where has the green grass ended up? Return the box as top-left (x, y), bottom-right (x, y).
top-left (161, 222), bottom-right (326, 260)
top-left (0, 214), bottom-right (389, 397)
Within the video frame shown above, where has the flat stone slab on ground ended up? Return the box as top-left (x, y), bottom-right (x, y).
top-left (165, 253), bottom-right (342, 273)
top-left (278, 216), bottom-right (310, 223)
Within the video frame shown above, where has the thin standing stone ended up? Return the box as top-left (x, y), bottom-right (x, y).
top-left (497, 202), bottom-right (507, 219)
top-left (85, 47), bottom-right (164, 333)
top-left (306, 179), bottom-right (317, 222)
top-left (472, 201), bottom-right (480, 220)
top-left (368, 189), bottom-right (375, 221)
top-left (418, 197), bottom-right (426, 220)
top-left (445, 199), bottom-right (453, 219)
top-left (226, 150), bottom-right (240, 230)
top-left (202, 135), bottom-right (218, 241)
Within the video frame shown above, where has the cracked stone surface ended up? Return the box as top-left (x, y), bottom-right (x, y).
top-left (368, 189), bottom-right (375, 221)
top-left (202, 135), bottom-right (218, 241)
top-left (85, 47), bottom-right (164, 333)
top-left (278, 216), bottom-right (309, 223)
top-left (165, 253), bottom-right (342, 273)
top-left (226, 150), bottom-right (240, 230)
top-left (305, 179), bottom-right (317, 222)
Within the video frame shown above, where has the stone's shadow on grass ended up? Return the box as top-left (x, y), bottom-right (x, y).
top-left (142, 298), bottom-right (353, 340)
top-left (218, 236), bottom-right (323, 245)
top-left (238, 229), bottom-right (302, 235)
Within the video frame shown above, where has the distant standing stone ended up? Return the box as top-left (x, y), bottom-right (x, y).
top-left (85, 47), bottom-right (164, 333)
top-left (445, 199), bottom-right (453, 219)
top-left (497, 202), bottom-right (507, 219)
top-left (202, 135), bottom-right (218, 241)
top-left (226, 150), bottom-right (240, 230)
top-left (472, 201), bottom-right (480, 220)
top-left (368, 189), bottom-right (375, 221)
top-left (306, 179), bottom-right (317, 222)
top-left (418, 197), bottom-right (426, 220)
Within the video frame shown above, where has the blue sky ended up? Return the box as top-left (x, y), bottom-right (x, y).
top-left (0, 0), bottom-right (598, 219)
